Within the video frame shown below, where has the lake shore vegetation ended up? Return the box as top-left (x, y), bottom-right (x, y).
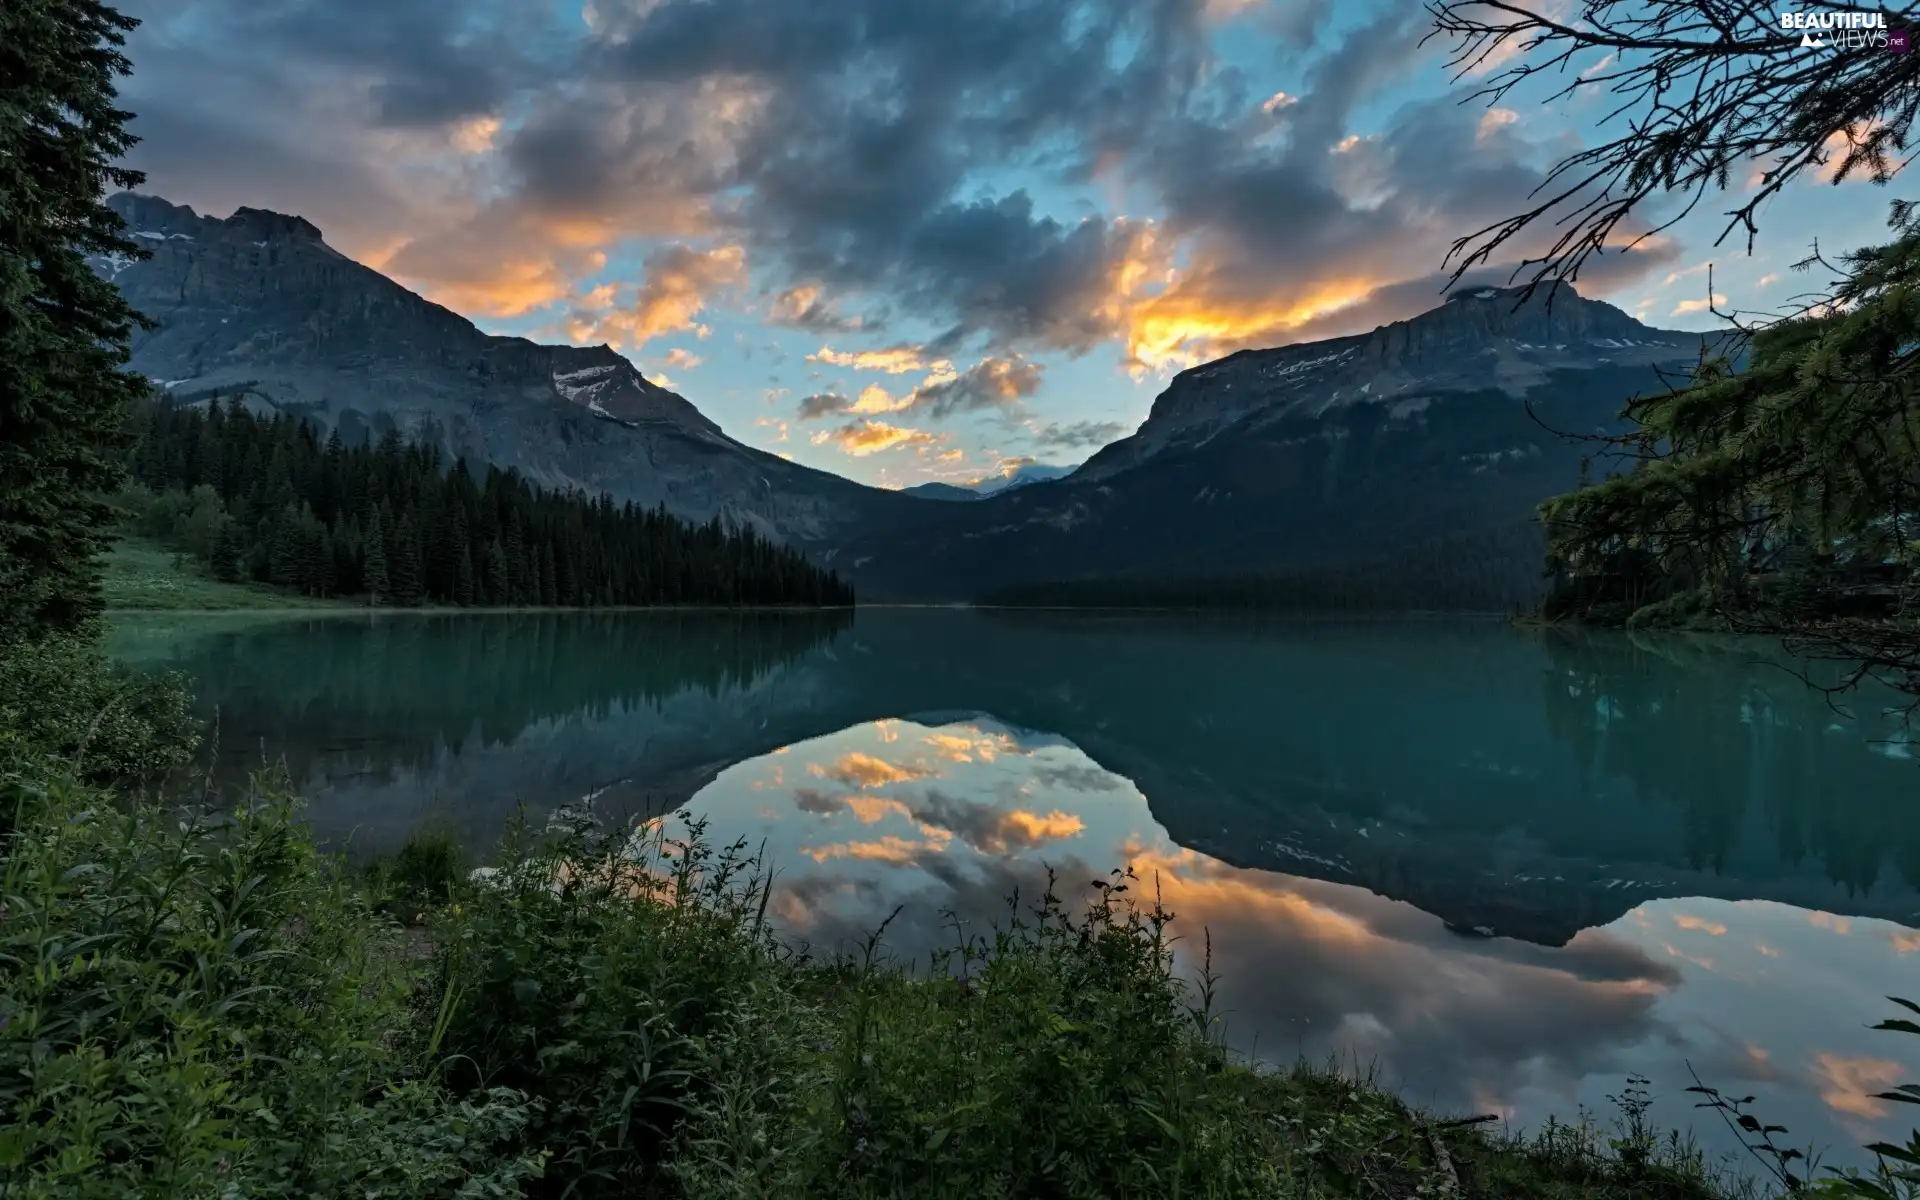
top-left (0, 716), bottom-right (1793, 1200)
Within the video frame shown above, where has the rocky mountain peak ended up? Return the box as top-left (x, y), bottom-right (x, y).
top-left (223, 206), bottom-right (326, 243)
top-left (1075, 282), bottom-right (1703, 481)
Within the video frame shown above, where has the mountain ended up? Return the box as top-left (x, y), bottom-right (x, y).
top-left (830, 285), bottom-right (1720, 600)
top-left (93, 193), bottom-right (928, 546)
top-left (900, 482), bottom-right (981, 502)
top-left (970, 462), bottom-right (1077, 495)
top-left (900, 462), bottom-right (1079, 502)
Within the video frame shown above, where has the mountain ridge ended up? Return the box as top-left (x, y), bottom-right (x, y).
top-left (94, 193), bottom-right (928, 546)
top-left (830, 285), bottom-right (1722, 599)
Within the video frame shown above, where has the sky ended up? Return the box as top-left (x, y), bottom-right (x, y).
top-left (112, 0), bottom-right (1901, 489)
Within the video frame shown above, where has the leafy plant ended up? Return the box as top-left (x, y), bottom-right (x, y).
top-left (0, 763), bottom-right (543, 1197)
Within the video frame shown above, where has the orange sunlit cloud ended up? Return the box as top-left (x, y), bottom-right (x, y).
top-left (1809, 912), bottom-right (1854, 935)
top-left (1476, 108), bottom-right (1519, 140)
top-left (1815, 1054), bottom-right (1906, 1118)
top-left (809, 344), bottom-right (947, 374)
top-left (810, 418), bottom-right (942, 456)
top-left (1674, 914), bottom-right (1728, 936)
top-left (923, 728), bottom-right (1021, 763)
top-left (1000, 809), bottom-right (1087, 844)
top-left (1124, 842), bottom-right (1377, 944)
top-left (449, 115), bottom-right (502, 155)
top-left (846, 795), bottom-right (912, 824)
top-left (569, 243), bottom-right (747, 349)
top-left (851, 383), bottom-right (912, 415)
top-left (1117, 274), bottom-right (1380, 375)
top-left (808, 751), bottom-right (936, 789)
top-left (802, 834), bottom-right (950, 865)
top-left (1670, 294), bottom-right (1726, 316)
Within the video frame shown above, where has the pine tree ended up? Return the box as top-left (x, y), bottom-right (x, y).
top-left (451, 504), bottom-right (475, 606)
top-left (363, 504), bottom-right (390, 605)
top-left (485, 539), bottom-right (508, 606)
top-left (210, 521), bottom-right (243, 582)
top-left (389, 511), bottom-right (425, 607)
top-left (0, 0), bottom-right (152, 645)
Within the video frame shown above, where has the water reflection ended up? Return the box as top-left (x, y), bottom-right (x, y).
top-left (107, 610), bottom-right (1920, 1166)
top-left (687, 713), bottom-right (1919, 1173)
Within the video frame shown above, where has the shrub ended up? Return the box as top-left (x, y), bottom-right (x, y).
top-left (0, 763), bottom-right (545, 1197)
top-left (431, 810), bottom-right (790, 1198)
top-left (0, 629), bottom-right (199, 788)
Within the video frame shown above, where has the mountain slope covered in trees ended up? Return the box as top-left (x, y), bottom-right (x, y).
top-left (121, 395), bottom-right (854, 607)
top-left (832, 286), bottom-right (1721, 602)
top-left (92, 192), bottom-right (932, 548)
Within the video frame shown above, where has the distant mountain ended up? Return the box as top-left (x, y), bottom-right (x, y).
top-left (900, 482), bottom-right (981, 502)
top-left (900, 462), bottom-right (1079, 502)
top-left (829, 285), bottom-right (1723, 600)
top-left (93, 193), bottom-right (927, 546)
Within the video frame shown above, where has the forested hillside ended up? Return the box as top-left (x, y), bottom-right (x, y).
top-left (120, 395), bottom-right (854, 607)
top-left (978, 522), bottom-right (1548, 612)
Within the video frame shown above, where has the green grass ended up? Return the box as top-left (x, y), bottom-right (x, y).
top-left (101, 535), bottom-right (349, 612)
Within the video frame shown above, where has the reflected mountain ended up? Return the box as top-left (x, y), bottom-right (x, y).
top-left (111, 609), bottom-right (1920, 944)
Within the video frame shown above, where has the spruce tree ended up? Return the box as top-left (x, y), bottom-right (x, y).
top-left (0, 0), bottom-right (152, 645)
top-left (389, 511), bottom-right (425, 607)
top-left (363, 504), bottom-right (390, 605)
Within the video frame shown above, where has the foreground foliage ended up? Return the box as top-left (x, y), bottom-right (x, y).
top-left (0, 0), bottom-right (155, 646)
top-left (1, 740), bottom-right (1793, 1200)
top-left (1535, 208), bottom-right (1920, 706)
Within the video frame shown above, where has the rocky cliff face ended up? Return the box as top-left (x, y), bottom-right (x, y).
top-left (831, 285), bottom-right (1719, 599)
top-left (95, 193), bottom-right (922, 545)
top-left (1077, 284), bottom-right (1700, 481)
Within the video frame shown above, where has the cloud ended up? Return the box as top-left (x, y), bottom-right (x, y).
top-left (1672, 914), bottom-right (1728, 936)
top-left (566, 243), bottom-right (747, 348)
top-left (662, 347), bottom-right (705, 369)
top-left (797, 392), bottom-right (853, 420)
top-left (1028, 419), bottom-right (1130, 451)
top-left (769, 283), bottom-right (872, 332)
top-left (811, 419), bottom-right (942, 457)
top-left (905, 355), bottom-right (1044, 419)
top-left (807, 750), bottom-right (936, 788)
top-left (809, 344), bottom-right (944, 374)
top-left (798, 355), bottom-right (1043, 424)
top-left (116, 0), bottom-right (1682, 405)
top-left (1671, 293), bottom-right (1728, 317)
top-left (1814, 1054), bottom-right (1905, 1119)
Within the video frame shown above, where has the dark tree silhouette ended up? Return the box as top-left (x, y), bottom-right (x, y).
top-left (1424, 0), bottom-right (1920, 295)
top-left (121, 394), bottom-right (855, 609)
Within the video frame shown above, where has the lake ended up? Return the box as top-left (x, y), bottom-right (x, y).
top-left (107, 608), bottom-right (1920, 1175)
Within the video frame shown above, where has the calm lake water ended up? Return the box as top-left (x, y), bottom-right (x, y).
top-left (108, 608), bottom-right (1920, 1173)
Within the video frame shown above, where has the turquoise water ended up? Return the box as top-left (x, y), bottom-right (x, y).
top-left (109, 609), bottom-right (1920, 1172)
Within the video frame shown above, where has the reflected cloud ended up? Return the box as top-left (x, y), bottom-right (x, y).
top-left (1674, 914), bottom-right (1728, 936)
top-left (924, 728), bottom-right (1023, 763)
top-left (808, 751), bottom-right (937, 788)
top-left (1815, 1054), bottom-right (1905, 1119)
top-left (802, 833), bottom-right (951, 866)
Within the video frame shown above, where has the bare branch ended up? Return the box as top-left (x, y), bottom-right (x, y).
top-left (1424, 0), bottom-right (1920, 299)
